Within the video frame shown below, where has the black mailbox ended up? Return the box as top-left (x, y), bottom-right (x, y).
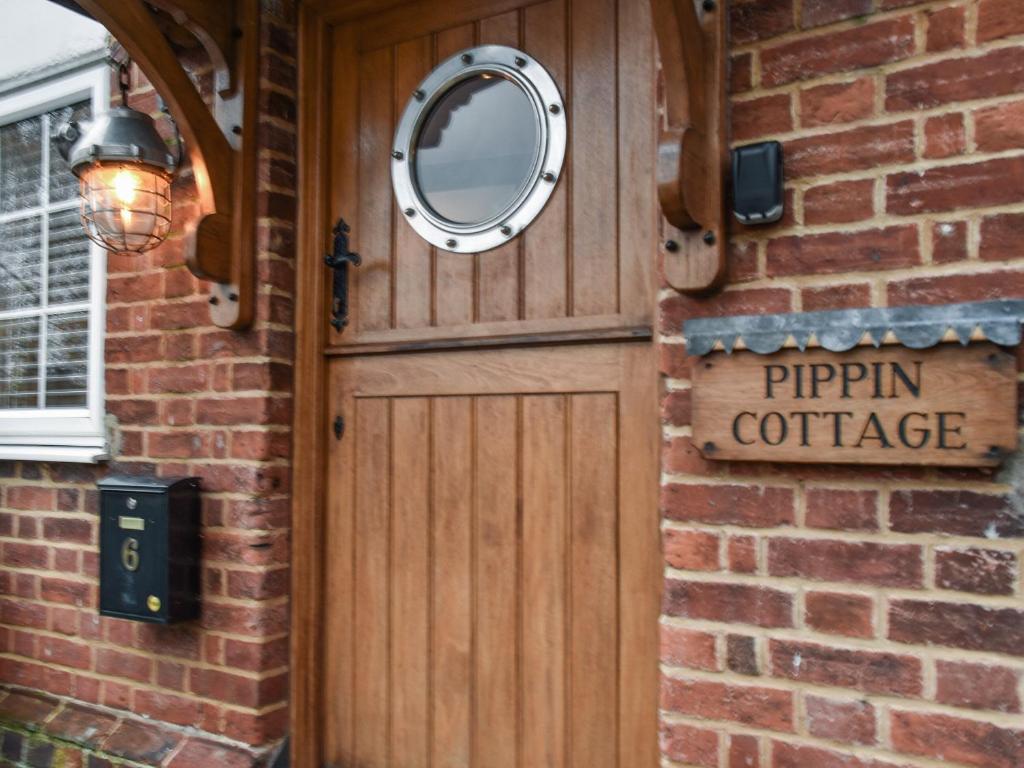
top-left (98, 476), bottom-right (201, 624)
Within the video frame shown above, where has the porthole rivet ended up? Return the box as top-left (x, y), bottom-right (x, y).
top-left (446, 238), bottom-right (458, 248)
top-left (392, 150), bottom-right (404, 161)
top-left (413, 89), bottom-right (425, 101)
top-left (404, 208), bottom-right (415, 217)
top-left (703, 230), bottom-right (716, 245)
top-left (515, 56), bottom-right (527, 67)
top-left (500, 225), bottom-right (513, 236)
top-left (461, 53), bottom-right (473, 64)
top-left (549, 104), bottom-right (561, 115)
top-left (665, 239), bottom-right (680, 253)
top-left (542, 171), bottom-right (557, 183)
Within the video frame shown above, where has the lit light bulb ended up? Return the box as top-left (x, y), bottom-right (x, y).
top-left (113, 169), bottom-right (139, 205)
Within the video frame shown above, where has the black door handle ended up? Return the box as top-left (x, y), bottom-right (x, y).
top-left (324, 217), bottom-right (361, 331)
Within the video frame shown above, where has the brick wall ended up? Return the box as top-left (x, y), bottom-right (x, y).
top-left (0, 2), bottom-right (296, 766)
top-left (658, 0), bottom-right (1024, 766)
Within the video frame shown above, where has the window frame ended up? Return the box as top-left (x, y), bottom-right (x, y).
top-left (0, 62), bottom-right (110, 463)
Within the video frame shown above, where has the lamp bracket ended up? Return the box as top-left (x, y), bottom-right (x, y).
top-left (650, 0), bottom-right (727, 294)
top-left (73, 0), bottom-right (260, 329)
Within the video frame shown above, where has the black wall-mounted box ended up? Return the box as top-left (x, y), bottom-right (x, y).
top-left (98, 476), bottom-right (201, 624)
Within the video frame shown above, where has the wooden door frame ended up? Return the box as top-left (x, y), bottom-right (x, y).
top-left (290, 3), bottom-right (671, 766)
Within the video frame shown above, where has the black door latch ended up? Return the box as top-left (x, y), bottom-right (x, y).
top-left (324, 218), bottom-right (362, 331)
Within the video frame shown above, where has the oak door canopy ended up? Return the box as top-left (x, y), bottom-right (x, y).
top-left (72, 0), bottom-right (259, 329)
top-left (651, 0), bottom-right (727, 294)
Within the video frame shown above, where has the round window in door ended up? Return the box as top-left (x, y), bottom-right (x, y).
top-left (391, 45), bottom-right (566, 254)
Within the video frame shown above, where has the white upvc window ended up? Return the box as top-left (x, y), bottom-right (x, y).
top-left (0, 64), bottom-right (110, 463)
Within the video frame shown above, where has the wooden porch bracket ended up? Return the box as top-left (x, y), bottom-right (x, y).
top-left (73, 0), bottom-right (260, 329)
top-left (650, 0), bottom-right (727, 294)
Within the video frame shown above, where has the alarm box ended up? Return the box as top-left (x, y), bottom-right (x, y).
top-left (98, 475), bottom-right (201, 624)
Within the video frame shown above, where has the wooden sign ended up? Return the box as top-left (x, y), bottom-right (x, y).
top-left (692, 343), bottom-right (1018, 466)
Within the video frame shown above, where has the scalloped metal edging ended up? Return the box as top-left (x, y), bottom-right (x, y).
top-left (683, 299), bottom-right (1024, 357)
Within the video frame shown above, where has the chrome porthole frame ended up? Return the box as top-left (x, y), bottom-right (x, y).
top-left (391, 45), bottom-right (567, 254)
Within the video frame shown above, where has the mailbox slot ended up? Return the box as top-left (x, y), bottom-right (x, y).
top-left (98, 476), bottom-right (200, 624)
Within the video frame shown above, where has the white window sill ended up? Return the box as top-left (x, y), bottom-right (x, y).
top-left (0, 444), bottom-right (109, 463)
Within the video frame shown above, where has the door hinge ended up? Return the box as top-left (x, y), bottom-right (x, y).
top-left (333, 415), bottom-right (345, 440)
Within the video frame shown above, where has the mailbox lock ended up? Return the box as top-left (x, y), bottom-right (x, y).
top-left (147, 595), bottom-right (162, 613)
top-left (126, 497), bottom-right (138, 510)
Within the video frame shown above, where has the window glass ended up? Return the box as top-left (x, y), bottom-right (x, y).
top-left (414, 74), bottom-right (540, 225)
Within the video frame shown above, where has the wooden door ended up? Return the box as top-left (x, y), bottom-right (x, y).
top-left (316, 0), bottom-right (660, 766)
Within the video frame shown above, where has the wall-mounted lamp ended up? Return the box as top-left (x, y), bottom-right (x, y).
top-left (58, 70), bottom-right (178, 255)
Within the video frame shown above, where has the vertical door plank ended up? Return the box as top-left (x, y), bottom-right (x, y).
top-left (616, 0), bottom-right (656, 318)
top-left (352, 398), bottom-right (391, 763)
top-left (521, 395), bottom-right (567, 767)
top-left (523, 0), bottom-right (569, 321)
top-left (357, 47), bottom-right (396, 333)
top-left (431, 397), bottom-right (473, 768)
top-left (569, 393), bottom-right (619, 768)
top-left (616, 345), bottom-right (661, 768)
top-left (323, 362), bottom-right (356, 763)
top-left (477, 11), bottom-right (523, 324)
top-left (390, 398), bottom-right (431, 766)
top-left (570, 0), bottom-right (618, 317)
top-left (394, 38), bottom-right (435, 330)
top-left (434, 24), bottom-right (477, 328)
top-left (472, 396), bottom-right (519, 768)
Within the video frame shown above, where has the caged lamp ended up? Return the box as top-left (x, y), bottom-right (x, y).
top-left (56, 66), bottom-right (178, 255)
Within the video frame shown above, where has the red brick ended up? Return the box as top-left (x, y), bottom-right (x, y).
top-left (728, 536), bottom-right (757, 573)
top-left (727, 634), bottom-right (759, 675)
top-left (6, 487), bottom-right (56, 511)
top-left (660, 624), bottom-right (718, 671)
top-left (924, 113), bottom-right (966, 159)
top-left (95, 648), bottom-right (152, 684)
top-left (731, 53), bottom-right (753, 94)
top-left (926, 5), bottom-right (966, 52)
top-left (664, 528), bottom-right (720, 571)
top-left (107, 272), bottom-right (163, 304)
top-left (727, 241), bottom-right (760, 284)
top-left (38, 636), bottom-right (91, 670)
top-left (931, 220), bottom-right (968, 263)
top-left (42, 517), bottom-right (92, 545)
top-left (661, 390), bottom-right (691, 426)
top-left (762, 17), bottom-right (914, 87)
top-left (767, 226), bottom-right (919, 277)
top-left (771, 741), bottom-right (895, 768)
top-left (729, 734), bottom-right (760, 768)
top-left (891, 157), bottom-right (1024, 215)
top-left (890, 490), bottom-right (1022, 537)
top-left (801, 283), bottom-right (871, 312)
top-left (769, 538), bottom-right (921, 587)
top-left (2, 542), bottom-right (48, 569)
top-left (148, 364), bottom-right (209, 394)
top-left (805, 695), bottom-right (876, 745)
top-left (660, 288), bottom-right (793, 329)
top-left (44, 703), bottom-right (119, 748)
top-left (662, 484), bottom-right (795, 528)
top-left (803, 180), bottom-right (874, 226)
top-left (770, 640), bottom-right (922, 696)
top-left (806, 489), bottom-right (878, 531)
top-left (978, 0), bottom-right (1024, 42)
top-left (981, 212), bottom-right (1024, 261)
top-left (801, 0), bottom-right (872, 29)
top-left (664, 580), bottom-right (794, 628)
top-left (936, 660), bottom-right (1021, 713)
top-left (730, 0), bottom-right (794, 45)
top-left (149, 432), bottom-right (210, 459)
top-left (890, 710), bottom-right (1024, 768)
top-left (133, 689), bottom-right (206, 729)
top-left (935, 547), bottom-right (1017, 595)
top-left (975, 99), bottom-right (1024, 152)
top-left (888, 269), bottom-right (1024, 305)
top-left (101, 720), bottom-right (181, 765)
top-left (167, 739), bottom-right (257, 768)
top-left (660, 722), bottom-right (718, 767)
top-left (733, 94), bottom-right (793, 142)
top-left (787, 121), bottom-right (914, 178)
top-left (886, 47), bottom-right (1024, 110)
top-left (663, 436), bottom-right (718, 477)
top-left (662, 677), bottom-right (795, 732)
top-left (800, 78), bottom-right (875, 128)
top-left (805, 591), bottom-right (874, 639)
top-left (889, 600), bottom-right (1024, 656)
top-left (40, 577), bottom-right (90, 607)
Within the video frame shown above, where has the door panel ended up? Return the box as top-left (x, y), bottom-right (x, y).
top-left (329, 0), bottom-right (656, 347)
top-left (324, 345), bottom-right (659, 768)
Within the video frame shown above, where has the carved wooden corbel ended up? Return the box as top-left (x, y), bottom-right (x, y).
top-left (650, 0), bottom-right (727, 294)
top-left (73, 0), bottom-right (260, 329)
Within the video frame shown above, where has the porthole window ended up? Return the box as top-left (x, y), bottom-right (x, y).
top-left (391, 45), bottom-right (566, 254)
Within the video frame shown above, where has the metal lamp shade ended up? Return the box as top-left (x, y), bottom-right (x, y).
top-left (68, 107), bottom-right (176, 255)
